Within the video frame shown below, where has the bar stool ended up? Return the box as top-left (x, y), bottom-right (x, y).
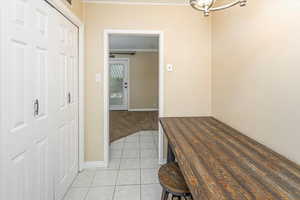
top-left (158, 162), bottom-right (193, 200)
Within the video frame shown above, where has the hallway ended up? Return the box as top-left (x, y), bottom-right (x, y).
top-left (110, 111), bottom-right (158, 142)
top-left (64, 131), bottom-right (161, 200)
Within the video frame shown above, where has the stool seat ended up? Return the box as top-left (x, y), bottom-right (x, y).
top-left (158, 162), bottom-right (190, 195)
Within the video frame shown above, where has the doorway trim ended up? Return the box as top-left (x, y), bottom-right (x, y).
top-left (46, 0), bottom-right (85, 171)
top-left (103, 29), bottom-right (165, 167)
top-left (109, 58), bottom-right (130, 111)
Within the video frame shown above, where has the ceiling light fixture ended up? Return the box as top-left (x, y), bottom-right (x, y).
top-left (190, 0), bottom-right (247, 16)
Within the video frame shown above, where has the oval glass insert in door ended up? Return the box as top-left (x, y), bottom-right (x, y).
top-left (109, 60), bottom-right (129, 110)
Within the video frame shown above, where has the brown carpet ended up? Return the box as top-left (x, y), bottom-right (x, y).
top-left (109, 111), bottom-right (158, 142)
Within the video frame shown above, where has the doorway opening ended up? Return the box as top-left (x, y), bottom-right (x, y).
top-left (104, 30), bottom-right (165, 168)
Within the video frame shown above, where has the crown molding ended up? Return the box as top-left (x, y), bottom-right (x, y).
top-left (82, 0), bottom-right (190, 6)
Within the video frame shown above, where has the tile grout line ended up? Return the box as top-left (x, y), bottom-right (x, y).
top-left (82, 170), bottom-right (96, 200)
top-left (62, 172), bottom-right (82, 200)
top-left (79, 131), bottom-right (160, 200)
top-left (112, 137), bottom-right (124, 200)
top-left (139, 132), bottom-right (142, 200)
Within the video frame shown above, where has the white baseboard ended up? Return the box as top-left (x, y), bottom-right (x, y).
top-left (110, 106), bottom-right (128, 110)
top-left (83, 161), bottom-right (106, 169)
top-left (128, 108), bottom-right (159, 111)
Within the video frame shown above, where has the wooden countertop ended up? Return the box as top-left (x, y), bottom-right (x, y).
top-left (160, 117), bottom-right (300, 200)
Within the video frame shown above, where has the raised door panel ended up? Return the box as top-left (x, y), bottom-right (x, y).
top-left (6, 152), bottom-right (31, 200)
top-left (57, 23), bottom-right (69, 127)
top-left (34, 138), bottom-right (51, 200)
top-left (57, 124), bottom-right (67, 184)
top-left (69, 120), bottom-right (77, 172)
top-left (6, 145), bottom-right (50, 200)
top-left (34, 48), bottom-right (48, 118)
top-left (59, 53), bottom-right (68, 110)
top-left (70, 27), bottom-right (79, 106)
top-left (68, 56), bottom-right (75, 105)
top-left (55, 123), bottom-right (76, 200)
top-left (5, 0), bottom-right (34, 162)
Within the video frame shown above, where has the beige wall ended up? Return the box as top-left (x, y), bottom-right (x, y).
top-left (58, 0), bottom-right (300, 164)
top-left (212, 0), bottom-right (300, 164)
top-left (114, 52), bottom-right (159, 109)
top-left (84, 3), bottom-right (212, 161)
top-left (60, 0), bottom-right (83, 20)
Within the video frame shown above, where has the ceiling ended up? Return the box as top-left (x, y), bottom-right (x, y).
top-left (83, 0), bottom-right (189, 5)
top-left (109, 34), bottom-right (159, 51)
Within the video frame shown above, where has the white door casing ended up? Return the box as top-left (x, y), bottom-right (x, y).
top-left (1, 0), bottom-right (79, 200)
top-left (103, 30), bottom-right (165, 167)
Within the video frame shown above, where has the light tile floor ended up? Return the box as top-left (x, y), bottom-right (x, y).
top-left (64, 130), bottom-right (162, 200)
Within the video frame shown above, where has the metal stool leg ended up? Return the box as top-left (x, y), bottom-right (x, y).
top-left (171, 195), bottom-right (180, 200)
top-left (182, 194), bottom-right (192, 200)
top-left (161, 189), bottom-right (169, 200)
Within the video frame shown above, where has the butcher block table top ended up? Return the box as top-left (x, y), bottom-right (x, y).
top-left (160, 117), bottom-right (300, 200)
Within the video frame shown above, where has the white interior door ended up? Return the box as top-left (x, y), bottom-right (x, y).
top-left (0, 4), bottom-right (5, 200)
top-left (1, 1), bottom-right (79, 200)
top-left (1, 0), bottom-right (53, 199)
top-left (53, 10), bottom-right (79, 200)
top-left (109, 59), bottom-right (129, 110)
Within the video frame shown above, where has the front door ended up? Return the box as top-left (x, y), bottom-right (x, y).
top-left (109, 59), bottom-right (129, 110)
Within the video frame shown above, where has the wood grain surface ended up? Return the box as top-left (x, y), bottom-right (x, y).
top-left (158, 162), bottom-right (190, 194)
top-left (160, 117), bottom-right (300, 200)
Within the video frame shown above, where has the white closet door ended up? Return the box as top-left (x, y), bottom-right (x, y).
top-left (1, 0), bottom-right (53, 200)
top-left (54, 12), bottom-right (79, 200)
top-left (66, 16), bottom-right (79, 183)
top-left (0, 4), bottom-right (5, 200)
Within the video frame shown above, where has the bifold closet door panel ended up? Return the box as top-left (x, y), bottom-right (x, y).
top-left (1, 0), bottom-right (79, 199)
top-left (53, 10), bottom-right (79, 200)
top-left (1, 0), bottom-right (54, 200)
top-left (0, 4), bottom-right (5, 200)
